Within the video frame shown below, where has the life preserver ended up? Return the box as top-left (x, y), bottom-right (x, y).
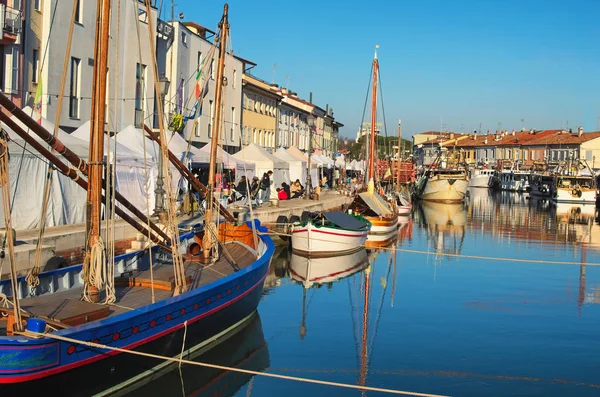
top-left (540, 187), bottom-right (547, 194)
top-left (571, 186), bottom-right (582, 197)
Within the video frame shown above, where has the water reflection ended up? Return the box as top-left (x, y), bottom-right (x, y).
top-left (415, 201), bottom-right (466, 257)
top-left (118, 313), bottom-right (269, 397)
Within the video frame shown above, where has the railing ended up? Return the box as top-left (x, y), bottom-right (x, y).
top-left (0, 5), bottom-right (22, 35)
top-left (156, 19), bottom-right (173, 40)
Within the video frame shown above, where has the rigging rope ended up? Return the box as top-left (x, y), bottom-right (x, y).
top-left (18, 330), bottom-right (448, 397)
top-left (143, 0), bottom-right (186, 295)
top-left (0, 137), bottom-right (22, 331)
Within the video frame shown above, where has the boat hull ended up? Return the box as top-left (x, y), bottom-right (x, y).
top-left (553, 188), bottom-right (596, 204)
top-left (419, 177), bottom-right (468, 203)
top-left (468, 175), bottom-right (493, 188)
top-left (0, 225), bottom-right (274, 387)
top-left (365, 215), bottom-right (398, 248)
top-left (291, 222), bottom-right (369, 257)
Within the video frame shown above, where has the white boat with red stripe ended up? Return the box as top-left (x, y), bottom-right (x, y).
top-left (291, 212), bottom-right (371, 257)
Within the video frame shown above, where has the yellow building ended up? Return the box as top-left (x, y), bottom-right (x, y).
top-left (241, 74), bottom-right (282, 150)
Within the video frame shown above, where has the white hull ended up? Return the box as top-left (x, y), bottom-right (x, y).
top-left (498, 171), bottom-right (530, 192)
top-left (553, 188), bottom-right (596, 204)
top-left (469, 174), bottom-right (493, 188)
top-left (289, 249), bottom-right (369, 288)
top-left (420, 177), bottom-right (468, 203)
top-left (291, 222), bottom-right (369, 256)
top-left (397, 206), bottom-right (412, 216)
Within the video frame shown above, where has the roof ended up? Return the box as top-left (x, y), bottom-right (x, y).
top-left (182, 21), bottom-right (215, 36)
top-left (524, 131), bottom-right (600, 145)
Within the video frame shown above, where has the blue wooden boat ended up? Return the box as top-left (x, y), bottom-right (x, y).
top-left (0, 222), bottom-right (274, 387)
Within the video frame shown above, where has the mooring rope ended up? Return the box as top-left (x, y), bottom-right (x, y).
top-left (263, 229), bottom-right (600, 266)
top-left (17, 330), bottom-right (448, 397)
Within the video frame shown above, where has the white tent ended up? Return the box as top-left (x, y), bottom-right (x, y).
top-left (274, 147), bottom-right (306, 185)
top-left (71, 121), bottom-right (157, 215)
top-left (199, 142), bottom-right (255, 180)
top-left (166, 131), bottom-right (211, 166)
top-left (234, 144), bottom-right (290, 198)
top-left (286, 146), bottom-right (320, 188)
top-left (0, 109), bottom-right (88, 229)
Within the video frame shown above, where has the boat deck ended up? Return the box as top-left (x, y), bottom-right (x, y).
top-left (3, 243), bottom-right (257, 331)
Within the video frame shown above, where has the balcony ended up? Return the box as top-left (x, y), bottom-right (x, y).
top-left (0, 4), bottom-right (22, 38)
top-left (156, 19), bottom-right (173, 41)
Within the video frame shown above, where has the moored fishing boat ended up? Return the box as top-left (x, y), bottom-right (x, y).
top-left (291, 211), bottom-right (371, 256)
top-left (414, 169), bottom-right (469, 203)
top-left (0, 4), bottom-right (275, 389)
top-left (529, 173), bottom-right (554, 198)
top-left (468, 168), bottom-right (497, 188)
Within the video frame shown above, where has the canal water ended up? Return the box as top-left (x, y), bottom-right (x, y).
top-left (125, 189), bottom-right (600, 397)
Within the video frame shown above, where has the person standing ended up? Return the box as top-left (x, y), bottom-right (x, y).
top-left (260, 171), bottom-right (273, 204)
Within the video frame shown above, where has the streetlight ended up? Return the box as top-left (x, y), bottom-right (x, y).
top-left (154, 74), bottom-right (170, 217)
top-left (306, 115), bottom-right (315, 199)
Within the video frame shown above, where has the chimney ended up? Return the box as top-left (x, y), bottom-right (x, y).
top-left (450, 132), bottom-right (455, 140)
top-left (326, 104), bottom-right (329, 114)
top-left (512, 129), bottom-right (515, 136)
top-left (578, 126), bottom-right (583, 137)
top-left (281, 87), bottom-right (288, 95)
top-left (473, 130), bottom-right (477, 140)
top-left (309, 92), bottom-right (313, 103)
top-left (484, 137), bottom-right (488, 145)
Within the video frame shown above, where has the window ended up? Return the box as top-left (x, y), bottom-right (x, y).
top-left (231, 107), bottom-right (235, 141)
top-left (134, 63), bottom-right (146, 126)
top-left (208, 100), bottom-right (214, 138)
top-left (32, 49), bottom-right (39, 83)
top-left (252, 128), bottom-right (257, 144)
top-left (210, 59), bottom-right (215, 80)
top-left (181, 32), bottom-right (187, 45)
top-left (197, 51), bottom-right (202, 72)
top-left (69, 57), bottom-right (81, 118)
top-left (33, 0), bottom-right (39, 11)
top-left (586, 150), bottom-right (593, 161)
top-left (232, 69), bottom-right (237, 89)
top-left (10, 47), bottom-right (18, 94)
top-left (13, 0), bottom-right (21, 10)
top-left (75, 0), bottom-right (82, 23)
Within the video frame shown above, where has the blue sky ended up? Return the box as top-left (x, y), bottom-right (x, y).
top-left (175, 0), bottom-right (600, 140)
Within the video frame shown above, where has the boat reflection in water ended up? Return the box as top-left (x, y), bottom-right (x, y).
top-left (416, 201), bottom-right (466, 257)
top-left (289, 249), bottom-right (368, 289)
top-left (102, 313), bottom-right (269, 397)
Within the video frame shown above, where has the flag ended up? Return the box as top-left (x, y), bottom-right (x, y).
top-left (384, 167), bottom-right (391, 179)
top-left (34, 76), bottom-right (43, 124)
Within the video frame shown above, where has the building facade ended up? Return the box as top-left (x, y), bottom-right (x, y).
top-left (1, 0), bottom-right (23, 109)
top-left (240, 73), bottom-right (281, 151)
top-left (159, 21), bottom-right (243, 152)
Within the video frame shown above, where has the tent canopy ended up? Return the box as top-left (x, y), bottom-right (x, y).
top-left (199, 142), bottom-right (255, 180)
top-left (274, 147), bottom-right (306, 184)
top-left (234, 144), bottom-right (290, 198)
top-left (72, 121), bottom-right (149, 167)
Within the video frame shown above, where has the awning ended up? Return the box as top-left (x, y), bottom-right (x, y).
top-left (323, 211), bottom-right (370, 231)
top-left (357, 192), bottom-right (393, 216)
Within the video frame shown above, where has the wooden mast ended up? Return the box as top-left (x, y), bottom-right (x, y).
top-left (204, 4), bottom-right (229, 259)
top-left (367, 45), bottom-right (379, 192)
top-left (84, 0), bottom-right (112, 302)
top-left (397, 119), bottom-right (402, 188)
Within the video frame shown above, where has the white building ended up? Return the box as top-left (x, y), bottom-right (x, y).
top-left (26, 0), bottom-right (158, 133)
top-left (158, 21), bottom-right (243, 153)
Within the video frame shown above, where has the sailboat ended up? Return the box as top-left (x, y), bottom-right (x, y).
top-left (348, 46), bottom-right (398, 248)
top-left (0, 3), bottom-right (274, 388)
